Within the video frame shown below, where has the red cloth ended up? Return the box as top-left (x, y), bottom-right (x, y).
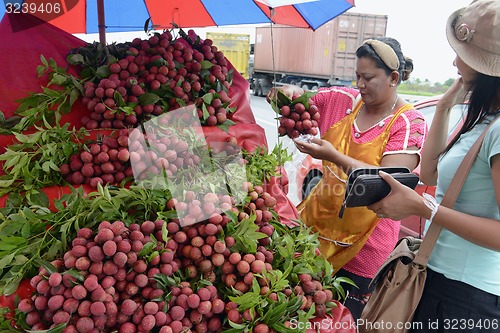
top-left (201, 63), bottom-right (269, 152)
top-left (307, 301), bottom-right (357, 333)
top-left (262, 166), bottom-right (299, 227)
top-left (0, 13), bottom-right (86, 119)
top-left (0, 279), bottom-right (34, 309)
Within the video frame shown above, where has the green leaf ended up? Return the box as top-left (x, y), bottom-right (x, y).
top-left (270, 322), bottom-right (298, 333)
top-left (40, 55), bottom-right (49, 67)
top-left (27, 322), bottom-right (66, 333)
top-left (270, 96), bottom-right (281, 115)
top-left (161, 223), bottom-right (169, 243)
top-left (229, 216), bottom-right (267, 253)
top-left (201, 93), bottom-right (214, 105)
top-left (290, 90), bottom-right (318, 108)
top-left (58, 97), bottom-right (71, 114)
top-left (46, 240), bottom-right (63, 259)
top-left (217, 119), bottom-right (236, 133)
top-left (138, 241), bottom-right (157, 258)
top-left (139, 93), bottom-right (161, 106)
top-left (229, 291), bottom-right (262, 310)
top-left (268, 302), bottom-right (290, 324)
top-left (107, 55), bottom-right (118, 65)
top-left (69, 88), bottom-right (80, 106)
top-left (148, 251), bottom-right (160, 263)
top-left (0, 236), bottom-right (28, 249)
top-left (50, 73), bottom-right (68, 86)
top-left (227, 320), bottom-right (247, 330)
top-left (226, 69), bottom-right (234, 85)
top-left (3, 153), bottom-right (21, 169)
top-left (0, 178), bottom-right (16, 188)
top-left (13, 132), bottom-right (34, 144)
top-left (36, 259), bottom-right (58, 275)
top-left (66, 53), bottom-right (84, 65)
top-left (149, 58), bottom-right (167, 67)
top-left (201, 104), bottom-right (210, 121)
top-left (63, 269), bottom-right (85, 282)
top-left (47, 58), bottom-right (57, 69)
top-left (221, 329), bottom-right (244, 333)
top-left (153, 273), bottom-right (176, 289)
top-left (0, 253), bottom-right (15, 270)
top-left (53, 200), bottom-right (65, 211)
top-left (2, 278), bottom-right (22, 296)
top-left (80, 67), bottom-right (95, 80)
top-left (114, 91), bottom-right (126, 107)
top-left (41, 161), bottom-right (51, 173)
top-left (95, 65), bottom-right (111, 79)
top-left (277, 90), bottom-right (292, 105)
top-left (200, 60), bottom-right (214, 70)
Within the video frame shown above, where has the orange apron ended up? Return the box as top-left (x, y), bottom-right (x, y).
top-left (297, 102), bottom-right (413, 273)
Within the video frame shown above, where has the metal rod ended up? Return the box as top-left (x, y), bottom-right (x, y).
top-left (97, 0), bottom-right (106, 45)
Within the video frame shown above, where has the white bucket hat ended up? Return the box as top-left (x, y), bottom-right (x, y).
top-left (446, 0), bottom-right (500, 77)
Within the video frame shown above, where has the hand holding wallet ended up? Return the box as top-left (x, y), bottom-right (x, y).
top-left (339, 167), bottom-right (420, 218)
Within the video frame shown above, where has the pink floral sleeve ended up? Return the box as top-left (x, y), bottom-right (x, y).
top-left (384, 108), bottom-right (427, 157)
top-left (312, 86), bottom-right (359, 136)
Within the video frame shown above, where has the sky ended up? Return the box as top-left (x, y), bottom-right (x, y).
top-left (350, 0), bottom-right (472, 83)
top-left (76, 0), bottom-right (472, 84)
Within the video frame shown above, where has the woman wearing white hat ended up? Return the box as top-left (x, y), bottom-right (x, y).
top-left (368, 0), bottom-right (500, 331)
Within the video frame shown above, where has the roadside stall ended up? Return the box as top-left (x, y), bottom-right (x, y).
top-left (0, 12), bottom-right (356, 333)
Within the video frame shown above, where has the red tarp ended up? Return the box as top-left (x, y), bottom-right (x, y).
top-left (0, 13), bottom-right (86, 119)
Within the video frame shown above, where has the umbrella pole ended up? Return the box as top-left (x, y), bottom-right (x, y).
top-left (97, 0), bottom-right (106, 45)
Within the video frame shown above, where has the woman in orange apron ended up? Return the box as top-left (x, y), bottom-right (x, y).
top-left (270, 37), bottom-right (427, 319)
top-left (297, 101), bottom-right (414, 268)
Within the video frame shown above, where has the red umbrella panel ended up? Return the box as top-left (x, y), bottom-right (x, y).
top-left (1, 0), bottom-right (355, 44)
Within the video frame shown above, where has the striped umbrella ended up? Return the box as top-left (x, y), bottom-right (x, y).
top-left (1, 0), bottom-right (355, 43)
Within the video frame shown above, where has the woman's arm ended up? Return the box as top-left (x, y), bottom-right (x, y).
top-left (420, 79), bottom-right (468, 185)
top-left (295, 137), bottom-right (420, 175)
top-left (295, 107), bottom-right (423, 174)
top-left (369, 156), bottom-right (500, 251)
top-left (266, 85), bottom-right (304, 104)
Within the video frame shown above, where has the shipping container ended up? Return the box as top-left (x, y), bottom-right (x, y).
top-left (251, 12), bottom-right (388, 96)
top-left (206, 32), bottom-right (251, 79)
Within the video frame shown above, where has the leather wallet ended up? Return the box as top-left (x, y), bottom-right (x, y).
top-left (339, 167), bottom-right (420, 218)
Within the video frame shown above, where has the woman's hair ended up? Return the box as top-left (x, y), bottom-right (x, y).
top-left (442, 74), bottom-right (500, 154)
top-left (356, 37), bottom-right (413, 83)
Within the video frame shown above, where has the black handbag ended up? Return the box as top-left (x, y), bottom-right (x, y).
top-left (339, 167), bottom-right (419, 218)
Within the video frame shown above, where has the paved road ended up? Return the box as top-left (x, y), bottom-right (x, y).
top-left (249, 94), bottom-right (302, 205)
top-left (248, 94), bottom-right (280, 150)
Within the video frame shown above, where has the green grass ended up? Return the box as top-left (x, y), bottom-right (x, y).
top-left (397, 89), bottom-right (438, 97)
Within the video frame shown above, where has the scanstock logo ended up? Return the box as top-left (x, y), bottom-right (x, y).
top-left (3, 0), bottom-right (80, 32)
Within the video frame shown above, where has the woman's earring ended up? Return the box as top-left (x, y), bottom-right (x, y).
top-left (390, 83), bottom-right (395, 87)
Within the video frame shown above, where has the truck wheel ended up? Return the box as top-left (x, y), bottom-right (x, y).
top-left (256, 81), bottom-right (266, 97)
top-left (254, 81), bottom-right (261, 96)
top-left (301, 84), bottom-right (310, 91)
top-left (311, 85), bottom-right (319, 91)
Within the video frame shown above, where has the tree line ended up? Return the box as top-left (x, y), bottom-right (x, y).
top-left (399, 78), bottom-right (456, 97)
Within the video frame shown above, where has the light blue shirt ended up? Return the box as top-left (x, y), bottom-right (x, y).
top-left (426, 117), bottom-right (500, 295)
